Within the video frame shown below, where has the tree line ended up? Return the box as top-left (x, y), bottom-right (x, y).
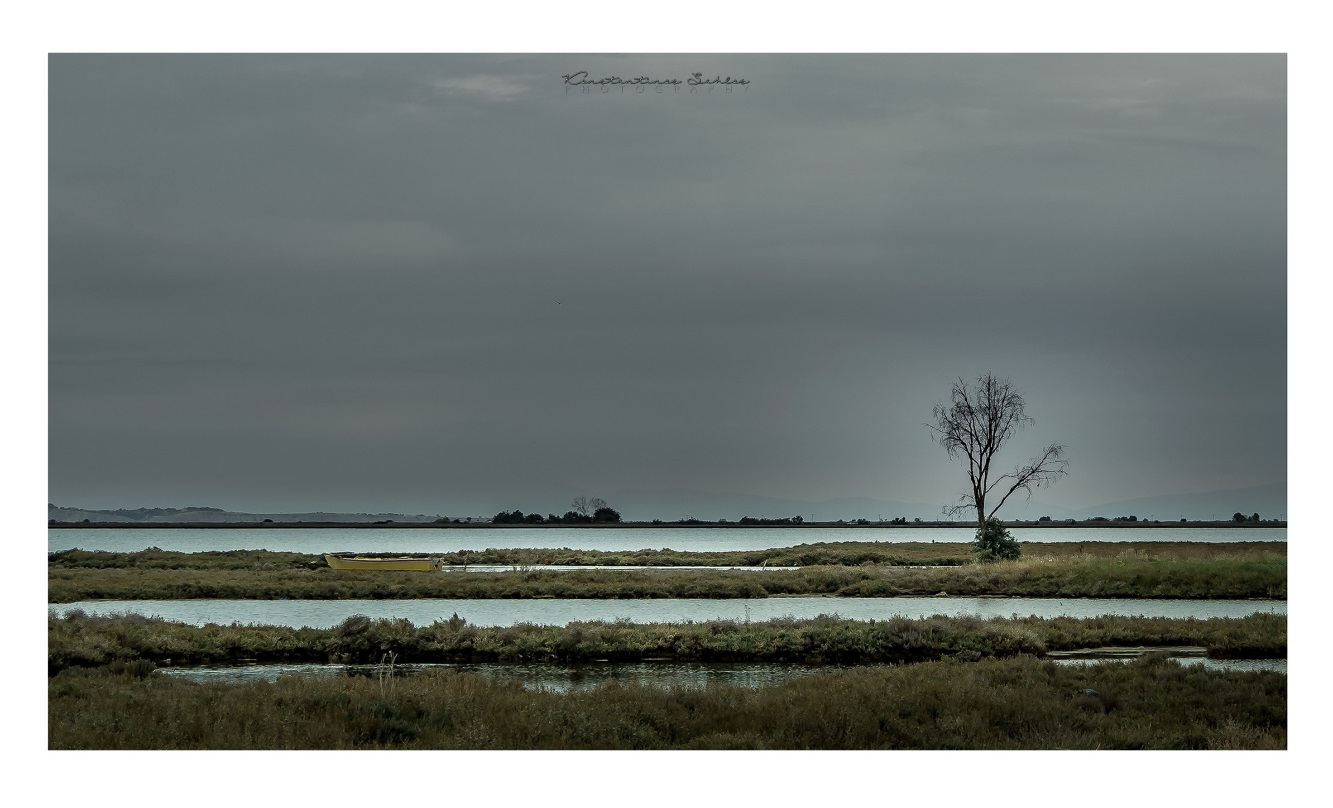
top-left (492, 496), bottom-right (621, 524)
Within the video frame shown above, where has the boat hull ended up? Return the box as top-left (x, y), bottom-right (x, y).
top-left (325, 555), bottom-right (442, 571)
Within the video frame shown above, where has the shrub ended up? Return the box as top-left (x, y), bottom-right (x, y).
top-left (973, 518), bottom-right (1020, 563)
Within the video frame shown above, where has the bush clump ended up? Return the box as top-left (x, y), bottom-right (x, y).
top-left (974, 518), bottom-right (1021, 562)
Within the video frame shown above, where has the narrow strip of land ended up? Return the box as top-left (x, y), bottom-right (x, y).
top-left (48, 612), bottom-right (1287, 670)
top-left (48, 543), bottom-right (1287, 601)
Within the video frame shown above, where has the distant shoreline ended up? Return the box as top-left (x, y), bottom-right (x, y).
top-left (47, 520), bottom-right (1287, 529)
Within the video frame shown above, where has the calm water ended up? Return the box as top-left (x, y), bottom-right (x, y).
top-left (47, 525), bottom-right (1287, 554)
top-left (154, 656), bottom-right (1285, 690)
top-left (441, 565), bottom-right (798, 572)
top-left (1053, 658), bottom-right (1286, 674)
top-left (48, 596), bottom-right (1285, 628)
top-left (156, 660), bottom-right (832, 691)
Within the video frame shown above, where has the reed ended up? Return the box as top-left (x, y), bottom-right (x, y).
top-left (48, 541), bottom-right (1286, 570)
top-left (48, 612), bottom-right (1286, 672)
top-left (48, 555), bottom-right (1287, 602)
top-left (47, 654), bottom-right (1286, 749)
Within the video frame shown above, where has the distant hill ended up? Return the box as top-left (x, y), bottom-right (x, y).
top-left (606, 483), bottom-right (1286, 523)
top-left (1062, 483), bottom-right (1287, 522)
top-left (50, 482), bottom-right (1286, 525)
top-left (608, 489), bottom-right (981, 523)
top-left (48, 504), bottom-right (443, 524)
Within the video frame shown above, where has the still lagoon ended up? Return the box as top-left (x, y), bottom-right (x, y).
top-left (48, 525), bottom-right (1287, 555)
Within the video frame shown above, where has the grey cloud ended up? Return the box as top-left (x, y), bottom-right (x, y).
top-left (48, 54), bottom-right (1286, 517)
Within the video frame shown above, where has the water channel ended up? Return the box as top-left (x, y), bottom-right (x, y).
top-left (153, 656), bottom-right (1286, 691)
top-left (48, 595), bottom-right (1285, 628)
top-left (50, 526), bottom-right (1288, 688)
top-left (47, 525), bottom-right (1287, 555)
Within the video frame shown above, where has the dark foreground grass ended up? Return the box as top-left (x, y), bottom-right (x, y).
top-left (48, 654), bottom-right (1286, 749)
top-left (48, 554), bottom-right (1288, 601)
top-left (48, 612), bottom-right (1286, 673)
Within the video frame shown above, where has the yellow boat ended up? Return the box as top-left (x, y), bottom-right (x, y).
top-left (325, 554), bottom-right (443, 571)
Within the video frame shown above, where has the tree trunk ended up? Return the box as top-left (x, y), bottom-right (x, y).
top-left (974, 490), bottom-right (986, 537)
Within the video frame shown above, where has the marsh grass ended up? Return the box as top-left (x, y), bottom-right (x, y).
top-left (48, 612), bottom-right (1286, 672)
top-left (47, 654), bottom-right (1286, 749)
top-left (48, 548), bottom-right (320, 570)
top-left (48, 552), bottom-right (1287, 602)
top-left (48, 541), bottom-right (1286, 571)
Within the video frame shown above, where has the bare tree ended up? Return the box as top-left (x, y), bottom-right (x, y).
top-left (571, 496), bottom-right (609, 518)
top-left (927, 374), bottom-right (1068, 536)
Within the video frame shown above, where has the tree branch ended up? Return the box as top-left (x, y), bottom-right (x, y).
top-left (928, 374), bottom-right (1065, 527)
top-left (986, 444), bottom-right (1069, 520)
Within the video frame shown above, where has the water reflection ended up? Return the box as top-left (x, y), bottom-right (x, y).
top-left (1052, 658), bottom-right (1287, 675)
top-left (156, 656), bottom-right (1285, 691)
top-left (48, 596), bottom-right (1285, 628)
top-left (156, 660), bottom-right (831, 692)
top-left (47, 525), bottom-right (1287, 555)
top-left (443, 564), bottom-right (798, 572)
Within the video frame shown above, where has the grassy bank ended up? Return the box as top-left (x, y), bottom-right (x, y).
top-left (48, 552), bottom-right (1287, 602)
top-left (48, 541), bottom-right (1287, 569)
top-left (48, 612), bottom-right (1287, 672)
top-left (48, 654), bottom-right (1286, 749)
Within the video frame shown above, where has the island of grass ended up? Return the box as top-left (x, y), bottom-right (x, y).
top-left (48, 541), bottom-right (1287, 601)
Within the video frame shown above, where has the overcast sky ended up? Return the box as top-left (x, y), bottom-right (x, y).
top-left (47, 54), bottom-right (1286, 518)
